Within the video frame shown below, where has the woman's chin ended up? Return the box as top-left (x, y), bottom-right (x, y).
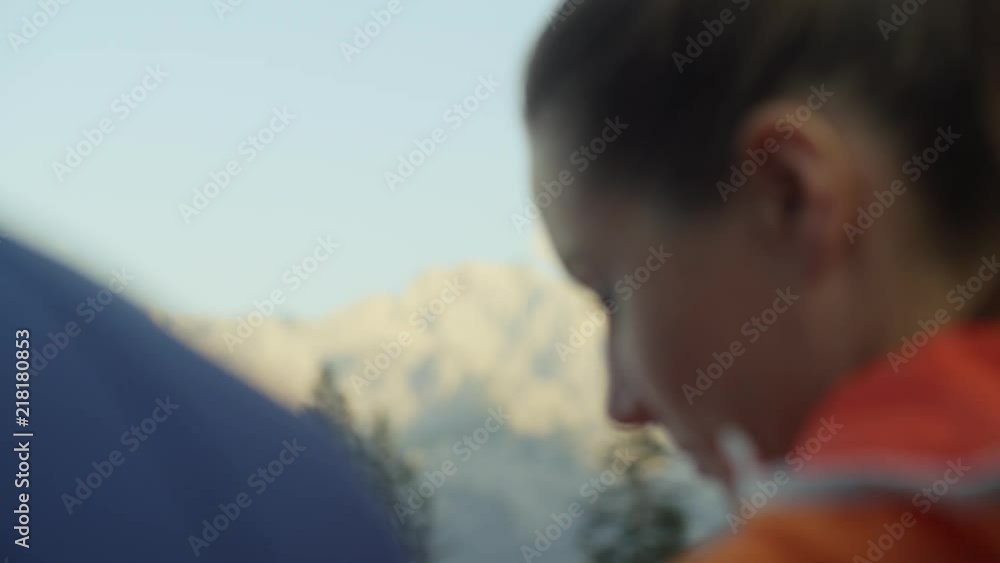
top-left (682, 449), bottom-right (732, 485)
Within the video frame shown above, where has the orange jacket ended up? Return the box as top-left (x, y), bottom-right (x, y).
top-left (679, 324), bottom-right (1000, 562)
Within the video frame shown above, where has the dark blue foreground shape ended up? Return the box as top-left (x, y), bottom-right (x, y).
top-left (0, 239), bottom-right (406, 563)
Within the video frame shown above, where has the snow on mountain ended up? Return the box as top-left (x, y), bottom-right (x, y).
top-left (154, 262), bottom-right (612, 439)
top-left (151, 262), bottom-right (724, 562)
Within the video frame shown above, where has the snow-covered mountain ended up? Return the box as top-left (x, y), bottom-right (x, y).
top-left (151, 262), bottom-right (725, 562)
top-left (153, 262), bottom-right (611, 436)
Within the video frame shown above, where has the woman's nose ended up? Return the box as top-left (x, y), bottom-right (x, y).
top-left (606, 367), bottom-right (655, 426)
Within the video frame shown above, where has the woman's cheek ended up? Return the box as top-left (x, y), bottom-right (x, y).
top-left (629, 295), bottom-right (698, 414)
top-left (621, 303), bottom-right (667, 397)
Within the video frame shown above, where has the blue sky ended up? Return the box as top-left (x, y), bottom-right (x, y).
top-left (0, 0), bottom-right (559, 316)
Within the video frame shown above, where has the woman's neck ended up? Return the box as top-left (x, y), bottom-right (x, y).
top-left (974, 276), bottom-right (1000, 320)
top-left (960, 249), bottom-right (1000, 322)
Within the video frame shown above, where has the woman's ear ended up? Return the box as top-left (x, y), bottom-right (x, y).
top-left (731, 101), bottom-right (862, 281)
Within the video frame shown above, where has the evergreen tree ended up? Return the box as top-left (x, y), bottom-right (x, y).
top-left (578, 429), bottom-right (686, 563)
top-left (368, 413), bottom-right (433, 563)
top-left (306, 363), bottom-right (433, 563)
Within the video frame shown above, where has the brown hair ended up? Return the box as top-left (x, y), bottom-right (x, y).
top-left (525, 0), bottom-right (1000, 245)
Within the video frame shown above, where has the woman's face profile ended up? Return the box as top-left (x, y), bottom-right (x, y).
top-left (531, 133), bottom-right (814, 480)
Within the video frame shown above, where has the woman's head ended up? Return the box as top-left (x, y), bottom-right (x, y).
top-left (526, 0), bottom-right (1000, 479)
